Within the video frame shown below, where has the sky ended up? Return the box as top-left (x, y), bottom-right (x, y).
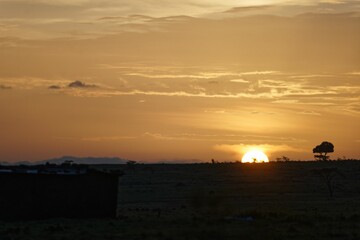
top-left (0, 0), bottom-right (359, 162)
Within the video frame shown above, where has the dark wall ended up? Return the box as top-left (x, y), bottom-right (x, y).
top-left (0, 172), bottom-right (119, 219)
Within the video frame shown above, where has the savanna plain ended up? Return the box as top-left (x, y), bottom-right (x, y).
top-left (1, 161), bottom-right (359, 240)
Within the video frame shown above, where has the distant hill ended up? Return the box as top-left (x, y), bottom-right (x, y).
top-left (37, 156), bottom-right (129, 165)
top-left (1, 156), bottom-right (129, 165)
top-left (0, 161), bottom-right (31, 166)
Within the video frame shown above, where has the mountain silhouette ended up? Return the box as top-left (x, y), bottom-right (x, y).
top-left (0, 156), bottom-right (129, 165)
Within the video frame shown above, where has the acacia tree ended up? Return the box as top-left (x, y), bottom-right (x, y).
top-left (313, 141), bottom-right (334, 161)
top-left (312, 168), bottom-right (344, 198)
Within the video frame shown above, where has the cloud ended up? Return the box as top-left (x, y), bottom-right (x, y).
top-left (0, 84), bottom-right (12, 90)
top-left (0, 77), bottom-right (69, 89)
top-left (343, 103), bottom-right (360, 114)
top-left (143, 132), bottom-right (177, 141)
top-left (328, 86), bottom-right (360, 93)
top-left (272, 99), bottom-right (299, 104)
top-left (223, 5), bottom-right (274, 14)
top-left (0, 0), bottom-right (91, 6)
top-left (150, 15), bottom-right (196, 23)
top-left (219, 1), bottom-right (360, 18)
top-left (230, 79), bottom-right (248, 83)
top-left (61, 85), bottom-right (342, 99)
top-left (0, 78), bottom-right (103, 91)
top-left (319, 0), bottom-right (347, 4)
top-left (299, 110), bottom-right (321, 116)
top-left (0, 0), bottom-right (359, 40)
top-left (289, 74), bottom-right (334, 79)
top-left (98, 15), bottom-right (154, 21)
top-left (48, 85), bottom-right (61, 89)
top-left (348, 71), bottom-right (360, 75)
top-left (125, 72), bottom-right (239, 79)
top-left (68, 80), bottom-right (97, 88)
top-left (72, 89), bottom-right (280, 98)
top-left (142, 132), bottom-right (248, 142)
top-left (143, 132), bottom-right (305, 143)
top-left (81, 135), bottom-right (136, 141)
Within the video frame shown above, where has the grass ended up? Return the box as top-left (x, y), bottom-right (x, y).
top-left (1, 161), bottom-right (359, 239)
top-left (1, 210), bottom-right (359, 240)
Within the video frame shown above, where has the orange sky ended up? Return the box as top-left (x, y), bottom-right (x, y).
top-left (0, 0), bottom-right (359, 162)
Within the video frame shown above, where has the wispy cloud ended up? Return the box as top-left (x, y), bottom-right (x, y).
top-left (143, 132), bottom-right (305, 143)
top-left (343, 103), bottom-right (360, 114)
top-left (1, 0), bottom-right (91, 6)
top-left (81, 135), bottom-right (136, 141)
top-left (125, 70), bottom-right (281, 79)
top-left (68, 80), bottom-right (98, 88)
top-left (0, 1), bottom-right (359, 40)
top-left (223, 5), bottom-right (274, 14)
top-left (241, 71), bottom-right (280, 75)
top-left (299, 110), bottom-right (321, 116)
top-left (62, 86), bottom-right (340, 99)
top-left (0, 77), bottom-right (107, 91)
top-left (229, 79), bottom-right (248, 83)
top-left (125, 72), bottom-right (240, 79)
top-left (0, 77), bottom-right (69, 89)
top-left (48, 85), bottom-right (61, 90)
top-left (218, 1), bottom-right (360, 17)
top-left (272, 99), bottom-right (299, 104)
top-left (0, 84), bottom-right (12, 90)
top-left (289, 74), bottom-right (334, 79)
top-left (347, 71), bottom-right (360, 75)
top-left (62, 89), bottom-right (277, 98)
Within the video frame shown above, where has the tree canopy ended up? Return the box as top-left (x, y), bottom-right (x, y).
top-left (313, 141), bottom-right (334, 161)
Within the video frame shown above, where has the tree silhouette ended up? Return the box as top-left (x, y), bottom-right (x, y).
top-left (312, 168), bottom-right (344, 198)
top-left (276, 156), bottom-right (290, 162)
top-left (313, 141), bottom-right (334, 161)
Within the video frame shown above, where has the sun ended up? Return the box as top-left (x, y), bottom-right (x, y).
top-left (241, 149), bottom-right (269, 163)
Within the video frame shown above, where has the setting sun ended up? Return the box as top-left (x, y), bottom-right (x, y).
top-left (241, 150), bottom-right (269, 163)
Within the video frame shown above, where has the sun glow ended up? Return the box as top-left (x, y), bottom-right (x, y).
top-left (241, 149), bottom-right (269, 163)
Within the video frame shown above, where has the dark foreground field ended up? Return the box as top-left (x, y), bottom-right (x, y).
top-left (1, 161), bottom-right (360, 240)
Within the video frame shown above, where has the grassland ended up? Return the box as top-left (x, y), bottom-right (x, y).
top-left (1, 161), bottom-right (359, 240)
